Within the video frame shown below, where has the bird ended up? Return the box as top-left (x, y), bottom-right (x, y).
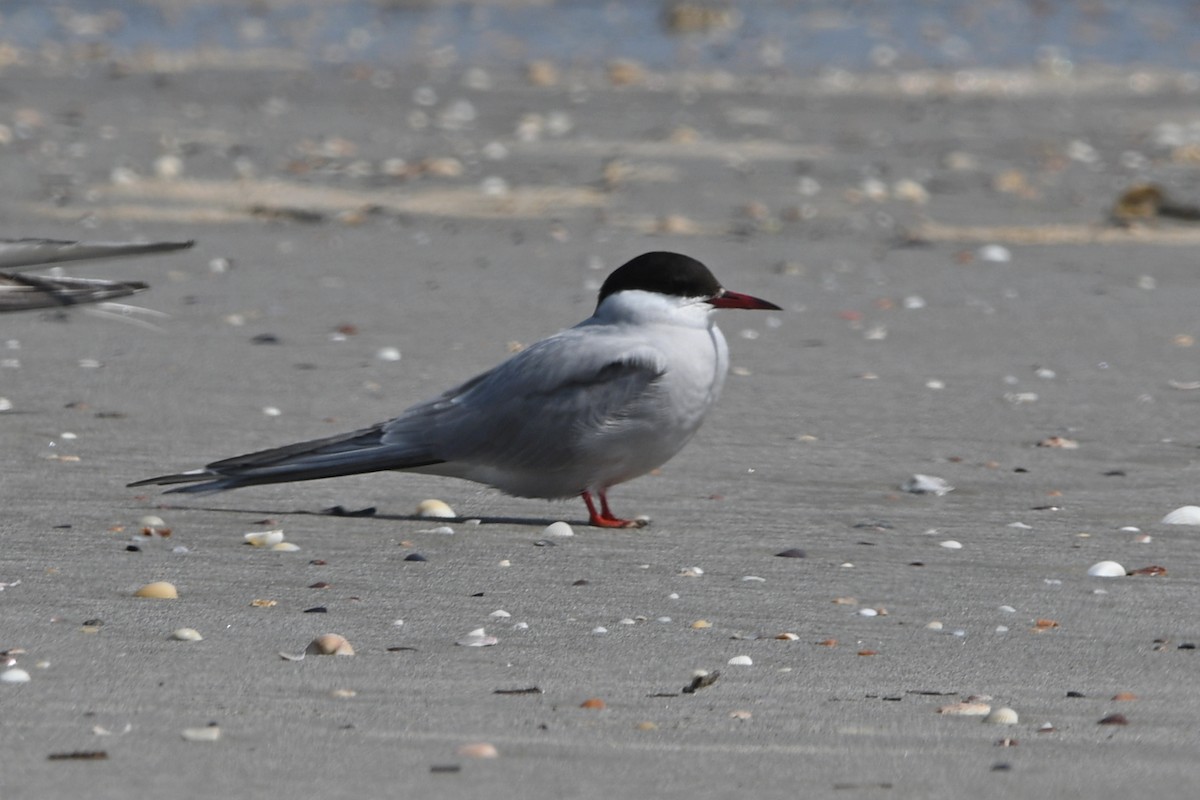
top-left (129, 251), bottom-right (780, 528)
top-left (0, 238), bottom-right (192, 313)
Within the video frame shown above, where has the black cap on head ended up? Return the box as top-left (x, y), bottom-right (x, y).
top-left (596, 252), bottom-right (721, 309)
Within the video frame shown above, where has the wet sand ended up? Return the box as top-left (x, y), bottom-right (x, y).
top-left (3, 51), bottom-right (1200, 799)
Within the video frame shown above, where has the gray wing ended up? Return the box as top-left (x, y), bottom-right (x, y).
top-left (129, 327), bottom-right (667, 493)
top-left (382, 328), bottom-right (669, 473)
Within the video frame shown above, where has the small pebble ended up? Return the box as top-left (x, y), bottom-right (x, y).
top-left (134, 581), bottom-right (177, 599)
top-left (984, 707), bottom-right (1019, 725)
top-left (1098, 713), bottom-right (1129, 726)
top-left (691, 620), bottom-right (712, 629)
top-left (926, 621), bottom-right (944, 631)
top-left (775, 548), bottom-right (806, 558)
top-left (858, 608), bottom-right (879, 617)
top-left (1087, 560), bottom-right (1125, 577)
top-left (404, 553), bottom-right (427, 562)
top-left (376, 347), bottom-right (402, 362)
top-left (171, 628), bottom-right (203, 642)
top-left (330, 688), bottom-right (357, 699)
top-left (580, 698), bottom-right (606, 710)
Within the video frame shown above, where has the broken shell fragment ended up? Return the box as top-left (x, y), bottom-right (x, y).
top-left (938, 702), bottom-right (992, 716)
top-left (134, 581), bottom-right (178, 599)
top-left (270, 542), bottom-right (301, 552)
top-left (457, 742), bottom-right (499, 758)
top-left (902, 474), bottom-right (954, 495)
top-left (416, 499), bottom-right (456, 519)
top-left (180, 725), bottom-right (221, 742)
top-left (306, 634), bottom-right (355, 656)
top-left (243, 529), bottom-right (284, 547)
top-left (456, 628), bottom-right (498, 647)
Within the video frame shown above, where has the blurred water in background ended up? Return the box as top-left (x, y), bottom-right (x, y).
top-left (2, 0), bottom-right (1199, 74)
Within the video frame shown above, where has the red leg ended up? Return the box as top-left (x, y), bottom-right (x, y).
top-left (581, 490), bottom-right (647, 529)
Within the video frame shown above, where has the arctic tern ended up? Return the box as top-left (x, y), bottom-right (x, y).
top-left (129, 251), bottom-right (779, 527)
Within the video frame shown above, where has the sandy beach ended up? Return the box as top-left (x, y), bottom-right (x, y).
top-left (3, 4), bottom-right (1200, 798)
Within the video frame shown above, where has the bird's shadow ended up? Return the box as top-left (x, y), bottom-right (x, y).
top-left (139, 502), bottom-right (604, 530)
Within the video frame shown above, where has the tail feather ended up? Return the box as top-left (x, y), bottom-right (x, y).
top-left (127, 422), bottom-right (445, 494)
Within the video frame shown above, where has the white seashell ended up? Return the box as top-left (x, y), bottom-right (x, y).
top-left (489, 609), bottom-right (511, 618)
top-left (180, 725), bottom-right (221, 742)
top-left (978, 244), bottom-right (1012, 263)
top-left (902, 474), bottom-right (954, 495)
top-left (456, 628), bottom-right (498, 647)
top-left (1087, 560), bottom-right (1126, 577)
top-left (171, 628), bottom-right (203, 642)
top-left (416, 499), bottom-right (456, 518)
top-left (741, 575), bottom-right (765, 582)
top-left (939, 540), bottom-right (963, 549)
top-left (329, 688), bottom-right (357, 699)
top-left (376, 346), bottom-right (402, 362)
top-left (306, 634), bottom-right (355, 656)
top-left (458, 742), bottom-right (499, 759)
top-left (243, 529), bottom-right (284, 547)
top-left (591, 627), bottom-right (608, 635)
top-left (926, 621), bottom-right (943, 631)
top-left (998, 605), bottom-right (1016, 613)
top-left (543, 521), bottom-right (574, 537)
top-left (995, 626), bottom-right (1009, 633)
top-left (271, 542), bottom-right (300, 552)
top-left (139, 515), bottom-right (167, 529)
top-left (858, 608), bottom-right (879, 617)
top-left (261, 406), bottom-right (282, 417)
top-left (727, 655), bottom-right (753, 666)
top-left (1161, 505), bottom-right (1200, 525)
top-left (1, 668), bottom-right (31, 684)
top-left (134, 581), bottom-right (178, 599)
top-left (938, 701), bottom-right (991, 716)
top-left (983, 707), bottom-right (1019, 725)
